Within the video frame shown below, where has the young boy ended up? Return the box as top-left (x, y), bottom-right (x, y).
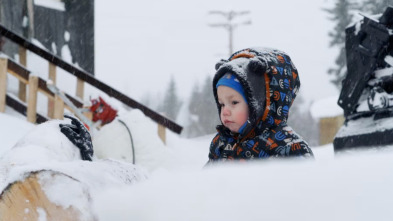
top-left (208, 47), bottom-right (313, 162)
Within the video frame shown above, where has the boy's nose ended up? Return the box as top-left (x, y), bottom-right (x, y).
top-left (222, 106), bottom-right (230, 116)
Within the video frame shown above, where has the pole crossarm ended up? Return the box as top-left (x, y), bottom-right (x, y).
top-left (208, 10), bottom-right (252, 56)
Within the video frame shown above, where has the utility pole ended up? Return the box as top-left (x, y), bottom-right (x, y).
top-left (208, 10), bottom-right (251, 56)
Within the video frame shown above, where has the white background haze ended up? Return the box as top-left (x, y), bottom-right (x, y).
top-left (95, 0), bottom-right (339, 105)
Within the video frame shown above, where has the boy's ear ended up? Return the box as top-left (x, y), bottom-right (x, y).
top-left (215, 59), bottom-right (228, 70)
top-left (248, 57), bottom-right (267, 74)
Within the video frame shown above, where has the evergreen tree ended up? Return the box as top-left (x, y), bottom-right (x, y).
top-left (361, 0), bottom-right (393, 14)
top-left (324, 0), bottom-right (357, 89)
top-left (198, 76), bottom-right (221, 135)
top-left (287, 93), bottom-right (319, 146)
top-left (158, 76), bottom-right (182, 121)
top-left (186, 75), bottom-right (220, 138)
top-left (187, 83), bottom-right (204, 137)
top-left (325, 0), bottom-right (393, 89)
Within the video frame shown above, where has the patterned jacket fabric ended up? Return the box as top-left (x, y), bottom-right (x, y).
top-left (208, 48), bottom-right (314, 163)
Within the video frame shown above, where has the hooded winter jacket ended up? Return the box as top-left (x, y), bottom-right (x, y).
top-left (208, 47), bottom-right (313, 162)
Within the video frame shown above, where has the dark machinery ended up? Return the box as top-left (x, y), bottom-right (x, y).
top-left (334, 6), bottom-right (393, 151)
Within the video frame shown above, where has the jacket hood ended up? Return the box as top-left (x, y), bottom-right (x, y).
top-left (213, 47), bottom-right (301, 135)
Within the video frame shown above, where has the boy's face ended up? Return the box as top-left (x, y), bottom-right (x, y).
top-left (217, 86), bottom-right (249, 133)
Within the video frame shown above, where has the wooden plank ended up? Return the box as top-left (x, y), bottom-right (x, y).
top-left (7, 58), bottom-right (81, 109)
top-left (5, 57), bottom-right (83, 109)
top-left (37, 78), bottom-right (54, 97)
top-left (18, 46), bottom-right (27, 102)
top-left (7, 58), bottom-right (30, 82)
top-left (36, 77), bottom-right (83, 108)
top-left (0, 172), bottom-right (86, 221)
top-left (76, 78), bottom-right (84, 100)
top-left (0, 57), bottom-right (7, 112)
top-left (53, 95), bottom-right (64, 120)
top-left (6, 94), bottom-right (48, 124)
top-left (27, 75), bottom-right (39, 123)
top-left (0, 24), bottom-right (183, 134)
top-left (7, 71), bottom-right (28, 84)
top-left (18, 80), bottom-right (27, 102)
top-left (48, 62), bottom-right (57, 118)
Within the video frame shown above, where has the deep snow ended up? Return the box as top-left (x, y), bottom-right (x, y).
top-left (1, 110), bottom-right (393, 221)
top-left (1, 1), bottom-right (392, 219)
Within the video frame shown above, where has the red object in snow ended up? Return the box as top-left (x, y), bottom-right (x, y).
top-left (89, 96), bottom-right (118, 125)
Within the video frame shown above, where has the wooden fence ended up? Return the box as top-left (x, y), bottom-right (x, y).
top-left (0, 24), bottom-right (182, 142)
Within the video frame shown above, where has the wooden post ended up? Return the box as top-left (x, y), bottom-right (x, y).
top-left (53, 95), bottom-right (64, 120)
top-left (319, 115), bottom-right (345, 145)
top-left (27, 75), bottom-right (38, 123)
top-left (0, 57), bottom-right (7, 112)
top-left (158, 124), bottom-right (166, 145)
top-left (76, 78), bottom-right (84, 100)
top-left (26, 0), bottom-right (35, 38)
top-left (48, 62), bottom-right (57, 118)
top-left (18, 47), bottom-right (27, 102)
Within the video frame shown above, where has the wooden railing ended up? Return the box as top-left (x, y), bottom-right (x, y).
top-left (0, 24), bottom-right (182, 138)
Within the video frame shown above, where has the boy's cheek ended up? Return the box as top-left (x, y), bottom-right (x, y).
top-left (236, 111), bottom-right (249, 123)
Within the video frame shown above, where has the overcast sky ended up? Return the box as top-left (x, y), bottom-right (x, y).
top-left (95, 0), bottom-right (339, 107)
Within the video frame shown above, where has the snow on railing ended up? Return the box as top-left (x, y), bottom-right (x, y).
top-left (0, 24), bottom-right (182, 137)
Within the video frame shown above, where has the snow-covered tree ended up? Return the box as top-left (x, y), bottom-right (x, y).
top-left (198, 75), bottom-right (221, 135)
top-left (361, 0), bottom-right (393, 14)
top-left (325, 0), bottom-right (393, 90)
top-left (287, 94), bottom-right (319, 146)
top-left (324, 0), bottom-right (357, 89)
top-left (158, 76), bottom-right (182, 121)
top-left (186, 75), bottom-right (220, 138)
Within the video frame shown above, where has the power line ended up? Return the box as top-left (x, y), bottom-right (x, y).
top-left (208, 10), bottom-right (251, 56)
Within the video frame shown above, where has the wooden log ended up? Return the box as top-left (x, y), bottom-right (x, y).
top-left (18, 47), bottom-right (27, 102)
top-left (48, 62), bottom-right (57, 118)
top-left (27, 75), bottom-right (39, 123)
top-left (76, 78), bottom-right (84, 100)
top-left (0, 57), bottom-right (7, 113)
top-left (0, 171), bottom-right (88, 221)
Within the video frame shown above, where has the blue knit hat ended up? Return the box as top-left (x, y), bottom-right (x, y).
top-left (216, 73), bottom-right (248, 104)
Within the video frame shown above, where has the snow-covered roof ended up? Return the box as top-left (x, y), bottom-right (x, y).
top-left (34, 0), bottom-right (65, 11)
top-left (310, 96), bottom-right (343, 119)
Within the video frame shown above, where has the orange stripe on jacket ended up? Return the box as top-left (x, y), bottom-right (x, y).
top-left (230, 51), bottom-right (255, 60)
top-left (262, 74), bottom-right (270, 121)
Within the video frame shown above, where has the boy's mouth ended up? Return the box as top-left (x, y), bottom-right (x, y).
top-left (223, 120), bottom-right (234, 125)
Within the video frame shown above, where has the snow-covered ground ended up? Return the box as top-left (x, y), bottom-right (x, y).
top-left (1, 109), bottom-right (393, 221)
top-left (2, 1), bottom-right (392, 220)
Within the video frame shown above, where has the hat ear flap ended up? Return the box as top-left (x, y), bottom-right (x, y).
top-left (215, 59), bottom-right (228, 70)
top-left (248, 57), bottom-right (267, 74)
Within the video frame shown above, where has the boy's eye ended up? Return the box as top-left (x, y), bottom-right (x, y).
top-left (232, 101), bottom-right (239, 105)
top-left (219, 103), bottom-right (225, 107)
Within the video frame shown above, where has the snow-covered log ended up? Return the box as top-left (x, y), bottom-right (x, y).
top-left (0, 119), bottom-right (148, 220)
top-left (0, 171), bottom-right (91, 221)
